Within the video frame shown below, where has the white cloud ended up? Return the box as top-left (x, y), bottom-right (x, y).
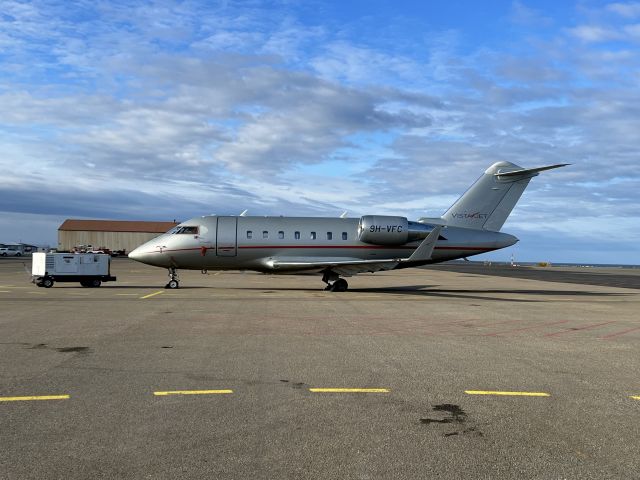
top-left (509, 1), bottom-right (553, 27)
top-left (568, 25), bottom-right (621, 42)
top-left (607, 2), bottom-right (640, 18)
top-left (311, 42), bottom-right (422, 86)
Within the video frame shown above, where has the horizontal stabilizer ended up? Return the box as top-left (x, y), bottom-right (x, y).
top-left (494, 163), bottom-right (569, 179)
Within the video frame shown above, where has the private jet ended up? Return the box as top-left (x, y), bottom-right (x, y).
top-left (128, 161), bottom-right (567, 291)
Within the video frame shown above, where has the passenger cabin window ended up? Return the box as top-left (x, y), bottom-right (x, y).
top-left (263, 231), bottom-right (268, 239)
top-left (173, 226), bottom-right (199, 234)
top-left (278, 231), bottom-right (284, 239)
top-left (310, 232), bottom-right (316, 240)
top-left (247, 231), bottom-right (252, 239)
top-left (294, 231), bottom-right (300, 240)
top-left (342, 232), bottom-right (347, 240)
top-left (327, 232), bottom-right (333, 240)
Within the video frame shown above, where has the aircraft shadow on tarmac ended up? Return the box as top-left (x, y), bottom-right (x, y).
top-left (347, 286), bottom-right (632, 302)
top-left (238, 284), bottom-right (631, 302)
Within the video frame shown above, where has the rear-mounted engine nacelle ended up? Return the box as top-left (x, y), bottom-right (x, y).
top-left (358, 216), bottom-right (409, 245)
top-left (358, 216), bottom-right (439, 245)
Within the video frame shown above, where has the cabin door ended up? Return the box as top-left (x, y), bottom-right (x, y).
top-left (216, 217), bottom-right (238, 256)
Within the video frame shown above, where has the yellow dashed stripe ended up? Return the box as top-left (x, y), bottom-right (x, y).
top-left (153, 390), bottom-right (233, 396)
top-left (309, 388), bottom-right (390, 393)
top-left (465, 390), bottom-right (550, 397)
top-left (0, 395), bottom-right (70, 402)
top-left (140, 291), bottom-right (164, 299)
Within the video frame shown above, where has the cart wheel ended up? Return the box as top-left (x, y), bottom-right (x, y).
top-left (80, 281), bottom-right (90, 287)
top-left (42, 278), bottom-right (54, 288)
top-left (90, 279), bottom-right (102, 288)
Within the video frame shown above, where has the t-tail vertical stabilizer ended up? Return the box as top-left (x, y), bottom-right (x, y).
top-left (441, 161), bottom-right (568, 231)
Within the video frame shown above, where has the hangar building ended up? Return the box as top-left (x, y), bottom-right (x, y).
top-left (58, 219), bottom-right (179, 254)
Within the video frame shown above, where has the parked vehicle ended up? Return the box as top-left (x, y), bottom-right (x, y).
top-left (0, 248), bottom-right (21, 257)
top-left (32, 253), bottom-right (116, 288)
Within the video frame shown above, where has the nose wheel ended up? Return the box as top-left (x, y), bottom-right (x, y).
top-left (165, 268), bottom-right (179, 289)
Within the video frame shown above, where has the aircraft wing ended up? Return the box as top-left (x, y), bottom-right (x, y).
top-left (267, 226), bottom-right (442, 276)
top-left (267, 257), bottom-right (400, 276)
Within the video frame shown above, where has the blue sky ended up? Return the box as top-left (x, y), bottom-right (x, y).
top-left (1, 0), bottom-right (639, 264)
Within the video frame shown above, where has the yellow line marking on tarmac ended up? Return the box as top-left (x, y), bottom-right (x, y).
top-left (140, 291), bottom-right (165, 299)
top-left (631, 396), bottom-right (640, 400)
top-left (0, 395), bottom-right (70, 402)
top-left (465, 390), bottom-right (550, 397)
top-left (153, 390), bottom-right (233, 396)
top-left (309, 388), bottom-right (390, 393)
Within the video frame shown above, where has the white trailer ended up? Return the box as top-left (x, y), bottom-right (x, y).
top-left (32, 252), bottom-right (116, 288)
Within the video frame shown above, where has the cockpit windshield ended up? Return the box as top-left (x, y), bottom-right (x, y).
top-left (167, 226), bottom-right (199, 234)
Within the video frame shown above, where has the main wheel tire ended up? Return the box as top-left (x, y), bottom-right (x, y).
top-left (42, 278), bottom-right (54, 288)
top-left (332, 278), bottom-right (348, 292)
top-left (166, 279), bottom-right (179, 289)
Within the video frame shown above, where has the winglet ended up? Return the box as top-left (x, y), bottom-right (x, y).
top-left (404, 226), bottom-right (441, 262)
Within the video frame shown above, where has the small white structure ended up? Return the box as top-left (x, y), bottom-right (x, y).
top-left (32, 253), bottom-right (116, 288)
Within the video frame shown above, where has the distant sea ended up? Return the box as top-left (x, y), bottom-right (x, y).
top-left (546, 262), bottom-right (639, 269)
top-left (451, 260), bottom-right (640, 269)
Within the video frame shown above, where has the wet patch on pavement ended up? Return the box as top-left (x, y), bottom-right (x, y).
top-left (420, 404), bottom-right (483, 437)
top-left (56, 346), bottom-right (90, 353)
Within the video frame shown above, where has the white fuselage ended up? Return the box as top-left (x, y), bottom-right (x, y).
top-left (128, 216), bottom-right (517, 273)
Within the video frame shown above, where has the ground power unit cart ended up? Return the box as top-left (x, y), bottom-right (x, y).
top-left (32, 252), bottom-right (117, 288)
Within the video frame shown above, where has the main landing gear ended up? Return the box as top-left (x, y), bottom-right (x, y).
top-left (322, 271), bottom-right (349, 292)
top-left (165, 267), bottom-right (179, 289)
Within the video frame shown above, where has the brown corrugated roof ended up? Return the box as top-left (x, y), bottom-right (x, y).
top-left (59, 219), bottom-right (179, 233)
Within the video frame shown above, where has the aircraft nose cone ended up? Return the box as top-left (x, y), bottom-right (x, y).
top-left (128, 246), bottom-right (144, 261)
top-left (128, 243), bottom-right (170, 267)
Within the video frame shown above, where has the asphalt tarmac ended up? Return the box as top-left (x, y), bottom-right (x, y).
top-left (0, 257), bottom-right (638, 479)
top-left (428, 262), bottom-right (640, 290)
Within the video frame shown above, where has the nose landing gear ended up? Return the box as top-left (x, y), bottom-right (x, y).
top-left (165, 267), bottom-right (179, 289)
top-left (322, 271), bottom-right (349, 292)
